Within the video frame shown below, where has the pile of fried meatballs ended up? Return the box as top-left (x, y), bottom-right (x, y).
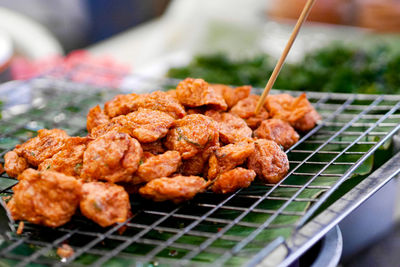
top-left (2, 78), bottom-right (320, 228)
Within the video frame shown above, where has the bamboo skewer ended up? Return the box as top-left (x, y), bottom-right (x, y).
top-left (255, 0), bottom-right (317, 114)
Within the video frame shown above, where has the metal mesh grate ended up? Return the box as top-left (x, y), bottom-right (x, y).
top-left (1, 65), bottom-right (400, 266)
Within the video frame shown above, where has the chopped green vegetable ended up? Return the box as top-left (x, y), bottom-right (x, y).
top-left (167, 44), bottom-right (400, 94)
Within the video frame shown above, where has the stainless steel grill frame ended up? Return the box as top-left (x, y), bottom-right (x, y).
top-left (0, 65), bottom-right (400, 266)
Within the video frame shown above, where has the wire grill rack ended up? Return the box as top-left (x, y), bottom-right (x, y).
top-left (1, 65), bottom-right (400, 266)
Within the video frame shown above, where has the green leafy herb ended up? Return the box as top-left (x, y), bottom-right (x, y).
top-left (167, 44), bottom-right (400, 94)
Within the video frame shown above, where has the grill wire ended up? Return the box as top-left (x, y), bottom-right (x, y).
top-left (1, 64), bottom-right (400, 266)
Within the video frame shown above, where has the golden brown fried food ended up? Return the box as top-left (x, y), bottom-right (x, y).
top-left (176, 78), bottom-right (227, 111)
top-left (205, 110), bottom-right (252, 144)
top-left (4, 151), bottom-right (29, 178)
top-left (38, 137), bottom-right (90, 177)
top-left (14, 129), bottom-right (69, 167)
top-left (80, 182), bottom-right (131, 227)
top-left (180, 153), bottom-right (207, 176)
top-left (104, 94), bottom-right (138, 118)
top-left (137, 151), bottom-right (181, 183)
top-left (7, 169), bottom-right (81, 227)
top-left (132, 91), bottom-right (186, 119)
top-left (166, 89), bottom-right (178, 100)
top-left (230, 95), bottom-right (269, 129)
top-left (208, 141), bottom-right (255, 180)
top-left (165, 114), bottom-right (219, 160)
top-left (247, 139), bottom-right (289, 184)
top-left (104, 91), bottom-right (185, 119)
top-left (211, 84), bottom-right (251, 108)
top-left (89, 120), bottom-right (129, 139)
top-left (139, 175), bottom-right (207, 203)
top-left (81, 131), bottom-right (143, 183)
top-left (254, 119), bottom-right (299, 150)
top-left (212, 167), bottom-right (256, 194)
top-left (87, 105), bottom-right (110, 133)
top-left (141, 140), bottom-right (165, 155)
top-left (265, 93), bottom-right (321, 132)
top-left (112, 108), bottom-right (175, 143)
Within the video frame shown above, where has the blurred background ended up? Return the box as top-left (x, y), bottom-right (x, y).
top-left (1, 0), bottom-right (400, 266)
top-left (0, 0), bottom-right (400, 81)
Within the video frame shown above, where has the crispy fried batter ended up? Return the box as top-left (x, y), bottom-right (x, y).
top-left (247, 139), bottom-right (289, 184)
top-left (211, 84), bottom-right (251, 108)
top-left (104, 94), bottom-right (138, 118)
top-left (205, 110), bottom-right (252, 144)
top-left (180, 153), bottom-right (207, 176)
top-left (139, 175), bottom-right (207, 203)
top-left (141, 140), bottom-right (165, 155)
top-left (212, 167), bottom-right (256, 194)
top-left (81, 131), bottom-right (143, 183)
top-left (80, 182), bottom-right (131, 227)
top-left (38, 137), bottom-right (90, 177)
top-left (112, 108), bottom-right (175, 143)
top-left (265, 93), bottom-right (321, 132)
top-left (137, 151), bottom-right (181, 183)
top-left (165, 114), bottom-right (219, 160)
top-left (166, 89), bottom-right (178, 100)
top-left (254, 119), bottom-right (299, 149)
top-left (4, 151), bottom-right (29, 178)
top-left (87, 105), bottom-right (110, 133)
top-left (208, 141), bottom-right (255, 180)
top-left (230, 95), bottom-right (269, 129)
top-left (14, 129), bottom-right (69, 167)
top-left (6, 169), bottom-right (81, 227)
top-left (176, 78), bottom-right (227, 110)
top-left (104, 91), bottom-right (185, 119)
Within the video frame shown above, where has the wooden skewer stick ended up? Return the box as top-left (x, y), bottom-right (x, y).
top-left (255, 0), bottom-right (317, 114)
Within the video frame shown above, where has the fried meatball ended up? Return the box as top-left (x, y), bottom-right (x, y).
top-left (14, 129), bottom-right (69, 167)
top-left (104, 91), bottom-right (185, 119)
top-left (7, 169), bottom-right (81, 227)
top-left (265, 93), bottom-right (321, 132)
top-left (38, 137), bottom-right (90, 177)
top-left (247, 139), bottom-right (289, 184)
top-left (211, 84), bottom-right (251, 108)
top-left (80, 182), bottom-right (131, 227)
top-left (208, 141), bottom-right (255, 180)
top-left (165, 114), bottom-right (219, 160)
top-left (104, 94), bottom-right (138, 118)
top-left (205, 110), bottom-right (252, 144)
top-left (230, 95), bottom-right (269, 129)
top-left (176, 78), bottom-right (227, 111)
top-left (180, 153), bottom-right (207, 176)
top-left (137, 151), bottom-right (181, 183)
top-left (87, 105), bottom-right (110, 133)
top-left (212, 167), bottom-right (256, 194)
top-left (112, 108), bottom-right (175, 143)
top-left (4, 151), bottom-right (29, 178)
top-left (89, 120), bottom-right (130, 139)
top-left (139, 175), bottom-right (207, 204)
top-left (81, 131), bottom-right (143, 183)
top-left (141, 140), bottom-right (165, 155)
top-left (254, 119), bottom-right (299, 150)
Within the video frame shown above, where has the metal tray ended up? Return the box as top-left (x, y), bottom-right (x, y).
top-left (1, 67), bottom-right (400, 266)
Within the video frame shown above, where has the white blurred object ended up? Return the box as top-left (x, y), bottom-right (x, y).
top-left (90, 0), bottom-right (267, 70)
top-left (0, 7), bottom-right (63, 59)
top-left (0, 0), bottom-right (88, 51)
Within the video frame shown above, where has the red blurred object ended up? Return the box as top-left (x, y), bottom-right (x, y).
top-left (10, 50), bottom-right (131, 88)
